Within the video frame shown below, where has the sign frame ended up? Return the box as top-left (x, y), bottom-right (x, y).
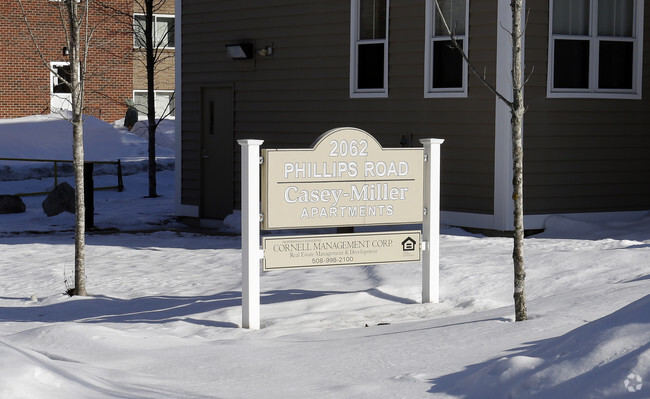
top-left (238, 129), bottom-right (444, 330)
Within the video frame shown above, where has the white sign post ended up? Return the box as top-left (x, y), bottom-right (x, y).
top-left (239, 129), bottom-right (443, 329)
top-left (238, 139), bottom-right (264, 330)
top-left (421, 138), bottom-right (444, 303)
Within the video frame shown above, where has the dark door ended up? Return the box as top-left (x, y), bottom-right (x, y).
top-left (200, 86), bottom-right (234, 219)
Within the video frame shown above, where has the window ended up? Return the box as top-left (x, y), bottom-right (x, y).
top-left (350, 0), bottom-right (389, 97)
top-left (133, 90), bottom-right (175, 118)
top-left (425, 0), bottom-right (468, 97)
top-left (548, 0), bottom-right (643, 98)
top-left (50, 62), bottom-right (72, 113)
top-left (134, 14), bottom-right (175, 49)
top-left (52, 64), bottom-right (71, 94)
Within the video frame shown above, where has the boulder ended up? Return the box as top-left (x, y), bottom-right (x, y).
top-left (0, 195), bottom-right (26, 214)
top-left (42, 182), bottom-right (75, 217)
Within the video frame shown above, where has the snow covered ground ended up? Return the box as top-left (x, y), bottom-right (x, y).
top-left (0, 114), bottom-right (648, 398)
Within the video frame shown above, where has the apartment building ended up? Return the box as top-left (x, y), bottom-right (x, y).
top-left (0, 1), bottom-right (175, 123)
top-left (176, 0), bottom-right (650, 231)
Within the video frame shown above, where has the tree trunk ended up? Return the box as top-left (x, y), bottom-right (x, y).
top-left (511, 0), bottom-right (526, 321)
top-left (67, 0), bottom-right (88, 296)
top-left (146, 0), bottom-right (158, 198)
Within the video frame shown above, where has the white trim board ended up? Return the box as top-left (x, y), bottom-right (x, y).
top-left (493, 0), bottom-right (516, 231)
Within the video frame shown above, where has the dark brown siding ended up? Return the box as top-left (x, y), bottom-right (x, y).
top-left (523, 2), bottom-right (650, 214)
top-left (181, 0), bottom-right (497, 214)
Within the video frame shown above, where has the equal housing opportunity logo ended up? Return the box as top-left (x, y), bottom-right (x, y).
top-left (624, 372), bottom-right (643, 393)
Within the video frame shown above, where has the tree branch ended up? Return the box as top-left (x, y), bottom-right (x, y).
top-left (434, 0), bottom-right (513, 109)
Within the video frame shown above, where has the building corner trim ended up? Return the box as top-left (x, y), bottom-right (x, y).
top-left (493, 0), bottom-right (516, 231)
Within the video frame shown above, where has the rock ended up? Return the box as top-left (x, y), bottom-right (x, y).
top-left (0, 195), bottom-right (26, 214)
top-left (42, 182), bottom-right (75, 217)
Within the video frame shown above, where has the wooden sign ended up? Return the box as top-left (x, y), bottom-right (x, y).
top-left (261, 127), bottom-right (424, 230)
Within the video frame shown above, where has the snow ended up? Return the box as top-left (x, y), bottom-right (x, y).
top-left (0, 114), bottom-right (174, 182)
top-left (0, 114), bottom-right (648, 398)
top-left (126, 118), bottom-right (176, 151)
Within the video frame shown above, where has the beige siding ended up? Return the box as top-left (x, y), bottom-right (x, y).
top-left (132, 0), bottom-right (176, 93)
top-left (133, 52), bottom-right (175, 90)
top-left (132, 0), bottom-right (175, 16)
top-left (523, 2), bottom-right (650, 214)
top-left (182, 0), bottom-right (497, 214)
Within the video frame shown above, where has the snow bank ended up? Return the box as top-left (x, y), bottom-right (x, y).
top-left (127, 118), bottom-right (176, 150)
top-left (540, 214), bottom-right (650, 240)
top-left (434, 295), bottom-right (650, 398)
top-left (0, 114), bottom-right (174, 180)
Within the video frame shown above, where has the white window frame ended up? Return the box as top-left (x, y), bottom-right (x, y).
top-left (133, 90), bottom-right (175, 118)
top-left (50, 61), bottom-right (71, 93)
top-left (547, 0), bottom-right (644, 99)
top-left (134, 13), bottom-right (176, 49)
top-left (424, 0), bottom-right (469, 98)
top-left (350, 0), bottom-right (390, 98)
top-left (50, 61), bottom-right (73, 113)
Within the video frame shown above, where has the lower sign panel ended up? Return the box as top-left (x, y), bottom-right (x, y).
top-left (262, 231), bottom-right (421, 270)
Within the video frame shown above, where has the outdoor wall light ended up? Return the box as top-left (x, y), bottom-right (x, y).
top-left (257, 44), bottom-right (273, 57)
top-left (62, 46), bottom-right (69, 56)
top-left (225, 43), bottom-right (254, 59)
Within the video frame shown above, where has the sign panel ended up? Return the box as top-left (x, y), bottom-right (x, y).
top-left (261, 127), bottom-right (424, 230)
top-left (262, 231), bottom-right (421, 270)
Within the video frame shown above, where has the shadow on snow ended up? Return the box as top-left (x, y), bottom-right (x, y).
top-left (0, 288), bottom-right (411, 328)
top-left (427, 294), bottom-right (650, 399)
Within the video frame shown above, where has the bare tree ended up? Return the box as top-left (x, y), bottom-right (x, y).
top-left (435, 0), bottom-right (527, 320)
top-left (17, 0), bottom-right (92, 295)
top-left (137, 0), bottom-right (175, 198)
top-left (67, 0), bottom-right (89, 296)
top-left (99, 0), bottom-right (175, 198)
